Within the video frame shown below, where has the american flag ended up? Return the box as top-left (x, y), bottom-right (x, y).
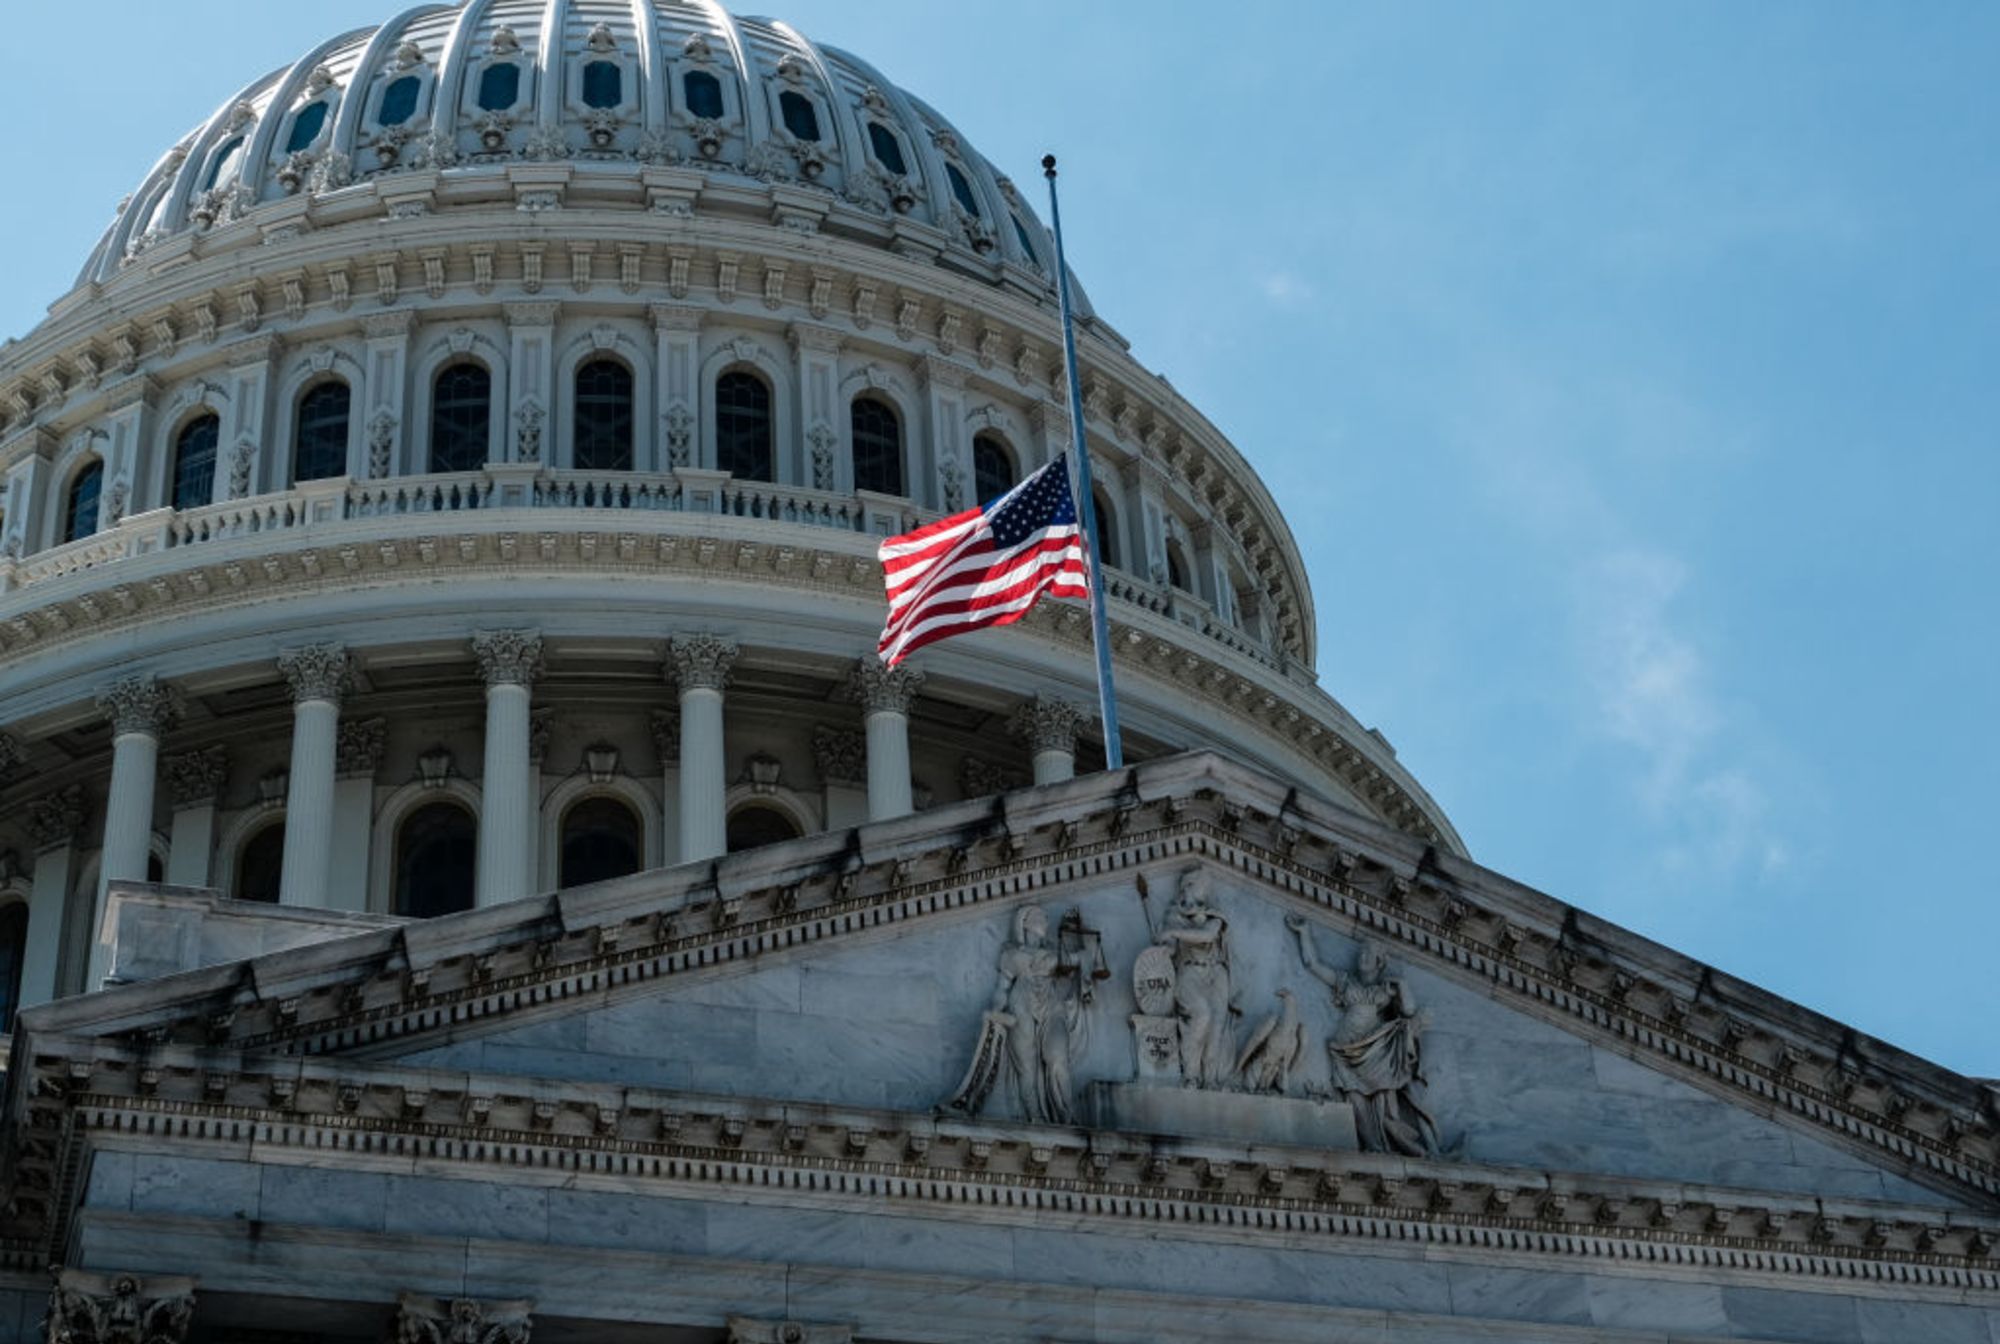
top-left (876, 454), bottom-right (1091, 666)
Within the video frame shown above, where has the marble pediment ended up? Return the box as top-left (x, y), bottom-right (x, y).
top-left (15, 753), bottom-right (2000, 1246)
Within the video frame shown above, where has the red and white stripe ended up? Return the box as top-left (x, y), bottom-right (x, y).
top-left (875, 506), bottom-right (1089, 666)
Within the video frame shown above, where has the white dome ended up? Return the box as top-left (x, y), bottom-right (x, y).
top-left (83, 0), bottom-right (1070, 299)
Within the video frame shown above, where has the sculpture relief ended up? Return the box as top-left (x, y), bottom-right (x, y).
top-left (1140, 867), bottom-right (1236, 1089)
top-left (944, 904), bottom-right (1104, 1124)
top-left (1288, 917), bottom-right (1441, 1156)
top-left (42, 1271), bottom-right (196, 1344)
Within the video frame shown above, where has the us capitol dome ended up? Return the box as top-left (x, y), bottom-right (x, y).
top-left (0, 0), bottom-right (1454, 1006)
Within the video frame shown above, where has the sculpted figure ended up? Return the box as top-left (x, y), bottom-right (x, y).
top-left (1287, 916), bottom-right (1441, 1156)
top-left (1153, 868), bottom-right (1235, 1088)
top-left (988, 904), bottom-right (1084, 1124)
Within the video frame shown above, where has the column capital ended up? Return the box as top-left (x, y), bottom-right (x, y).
top-left (393, 1293), bottom-right (533, 1344)
top-left (24, 784), bottom-right (86, 850)
top-left (277, 642), bottom-right (352, 704)
top-left (472, 629), bottom-right (544, 687)
top-left (503, 299), bottom-right (561, 328)
top-left (727, 1319), bottom-right (853, 1344)
top-left (162, 745), bottom-right (228, 809)
top-left (666, 633), bottom-right (738, 692)
top-left (847, 660), bottom-right (924, 715)
top-left (336, 716), bottom-right (387, 778)
top-left (1008, 695), bottom-right (1087, 756)
top-left (96, 675), bottom-right (181, 738)
top-left (46, 1270), bottom-right (198, 1344)
top-left (812, 725), bottom-right (866, 786)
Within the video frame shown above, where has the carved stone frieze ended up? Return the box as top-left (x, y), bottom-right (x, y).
top-left (335, 717), bottom-right (387, 777)
top-left (666, 633), bottom-right (738, 692)
top-left (471, 629), bottom-right (544, 687)
top-left (162, 745), bottom-right (228, 808)
top-left (1289, 915), bottom-right (1441, 1157)
top-left (42, 1270), bottom-right (197, 1344)
top-left (846, 659), bottom-right (923, 715)
top-left (24, 784), bottom-right (87, 849)
top-left (945, 904), bottom-right (1102, 1125)
top-left (277, 642), bottom-right (350, 704)
top-left (96, 675), bottom-right (181, 737)
top-left (1007, 694), bottom-right (1085, 756)
top-left (391, 1293), bottom-right (533, 1344)
top-left (811, 725), bottom-right (865, 785)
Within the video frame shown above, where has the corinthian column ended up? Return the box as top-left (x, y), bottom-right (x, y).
top-left (667, 634), bottom-right (738, 863)
top-left (848, 660), bottom-right (923, 821)
top-left (92, 675), bottom-right (180, 985)
top-left (1008, 695), bottom-right (1086, 786)
top-left (277, 644), bottom-right (350, 908)
top-left (473, 631), bottom-right (543, 906)
top-left (22, 786), bottom-right (86, 1008)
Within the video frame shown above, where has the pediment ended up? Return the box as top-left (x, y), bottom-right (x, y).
top-left (13, 752), bottom-right (2000, 1265)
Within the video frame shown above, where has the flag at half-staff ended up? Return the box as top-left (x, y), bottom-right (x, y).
top-left (875, 454), bottom-right (1090, 667)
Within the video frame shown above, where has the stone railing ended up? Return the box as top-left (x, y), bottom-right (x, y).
top-left (0, 467), bottom-right (1279, 670)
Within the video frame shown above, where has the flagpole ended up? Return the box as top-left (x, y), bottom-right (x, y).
top-left (1042, 154), bottom-right (1124, 771)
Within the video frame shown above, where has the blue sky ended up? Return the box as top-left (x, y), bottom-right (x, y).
top-left (2, 3), bottom-right (1995, 1073)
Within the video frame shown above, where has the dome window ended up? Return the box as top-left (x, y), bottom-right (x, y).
top-left (295, 381), bottom-right (351, 483)
top-left (582, 61), bottom-right (622, 110)
top-left (726, 803), bottom-right (801, 854)
top-left (204, 137), bottom-right (244, 190)
top-left (559, 796), bottom-right (643, 888)
top-left (0, 901), bottom-right (27, 1035)
top-left (715, 370), bottom-right (773, 483)
top-left (477, 63), bottom-right (520, 112)
top-left (1166, 540), bottom-right (1192, 593)
top-left (973, 432), bottom-right (1017, 503)
top-left (946, 162), bottom-right (982, 218)
top-left (64, 462), bottom-right (103, 543)
top-left (851, 397), bottom-right (904, 497)
top-left (684, 70), bottom-right (724, 120)
top-left (284, 101), bottom-right (330, 154)
top-left (236, 821), bottom-right (285, 903)
top-left (867, 122), bottom-right (907, 176)
top-left (378, 75), bottom-right (421, 127)
top-left (430, 363), bottom-right (491, 474)
top-left (779, 91), bottom-right (821, 143)
top-left (573, 359), bottom-right (634, 471)
top-left (1011, 215), bottom-right (1039, 265)
top-left (172, 414), bottom-right (220, 512)
top-left (395, 801), bottom-right (476, 918)
top-left (1091, 488), bottom-right (1120, 570)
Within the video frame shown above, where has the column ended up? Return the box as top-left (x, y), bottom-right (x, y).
top-left (277, 644), bottom-right (350, 907)
top-left (1, 426), bottom-right (56, 555)
top-left (651, 303), bottom-right (704, 472)
top-left (651, 710), bottom-right (682, 866)
top-left (217, 335), bottom-right (278, 505)
top-left (503, 301), bottom-right (558, 466)
top-left (473, 630), bottom-right (543, 905)
top-left (91, 675), bottom-right (179, 987)
top-left (1008, 695), bottom-right (1086, 786)
top-left (99, 375), bottom-right (159, 514)
top-left (329, 717), bottom-right (386, 912)
top-left (848, 660), bottom-right (923, 822)
top-left (666, 634), bottom-right (738, 863)
top-left (919, 355), bottom-right (971, 514)
top-left (788, 322), bottom-right (844, 490)
top-left (161, 746), bottom-right (228, 888)
top-left (21, 786), bottom-right (85, 1010)
top-left (358, 309), bottom-right (415, 479)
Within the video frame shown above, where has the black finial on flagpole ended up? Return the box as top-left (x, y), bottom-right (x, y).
top-left (1042, 153), bottom-right (1058, 178)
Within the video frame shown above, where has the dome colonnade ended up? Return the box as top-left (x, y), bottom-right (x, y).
top-left (0, 0), bottom-right (1458, 1024)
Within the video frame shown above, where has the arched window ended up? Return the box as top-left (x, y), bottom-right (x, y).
top-left (236, 822), bottom-right (285, 903)
top-left (0, 901), bottom-right (27, 1034)
top-left (205, 137), bottom-right (244, 190)
top-left (727, 804), bottom-right (801, 854)
top-left (715, 370), bottom-right (773, 482)
top-left (573, 359), bottom-right (634, 471)
top-left (1011, 216), bottom-right (1040, 265)
top-left (684, 70), bottom-right (724, 120)
top-left (171, 414), bottom-right (220, 512)
top-left (973, 433), bottom-right (1016, 504)
top-left (582, 62), bottom-right (622, 110)
top-left (1091, 488), bottom-right (1119, 569)
top-left (65, 462), bottom-right (103, 542)
top-left (850, 396), bottom-right (903, 496)
top-left (430, 363), bottom-right (490, 473)
top-left (945, 163), bottom-right (981, 217)
top-left (378, 75), bottom-right (421, 127)
top-left (294, 381), bottom-right (351, 483)
top-left (395, 802), bottom-right (476, 918)
top-left (285, 101), bottom-right (330, 154)
top-left (867, 122), bottom-right (907, 175)
top-left (478, 63), bottom-right (520, 111)
top-left (779, 91), bottom-right (820, 142)
top-left (559, 796), bottom-right (642, 888)
top-left (1166, 540), bottom-right (1192, 593)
